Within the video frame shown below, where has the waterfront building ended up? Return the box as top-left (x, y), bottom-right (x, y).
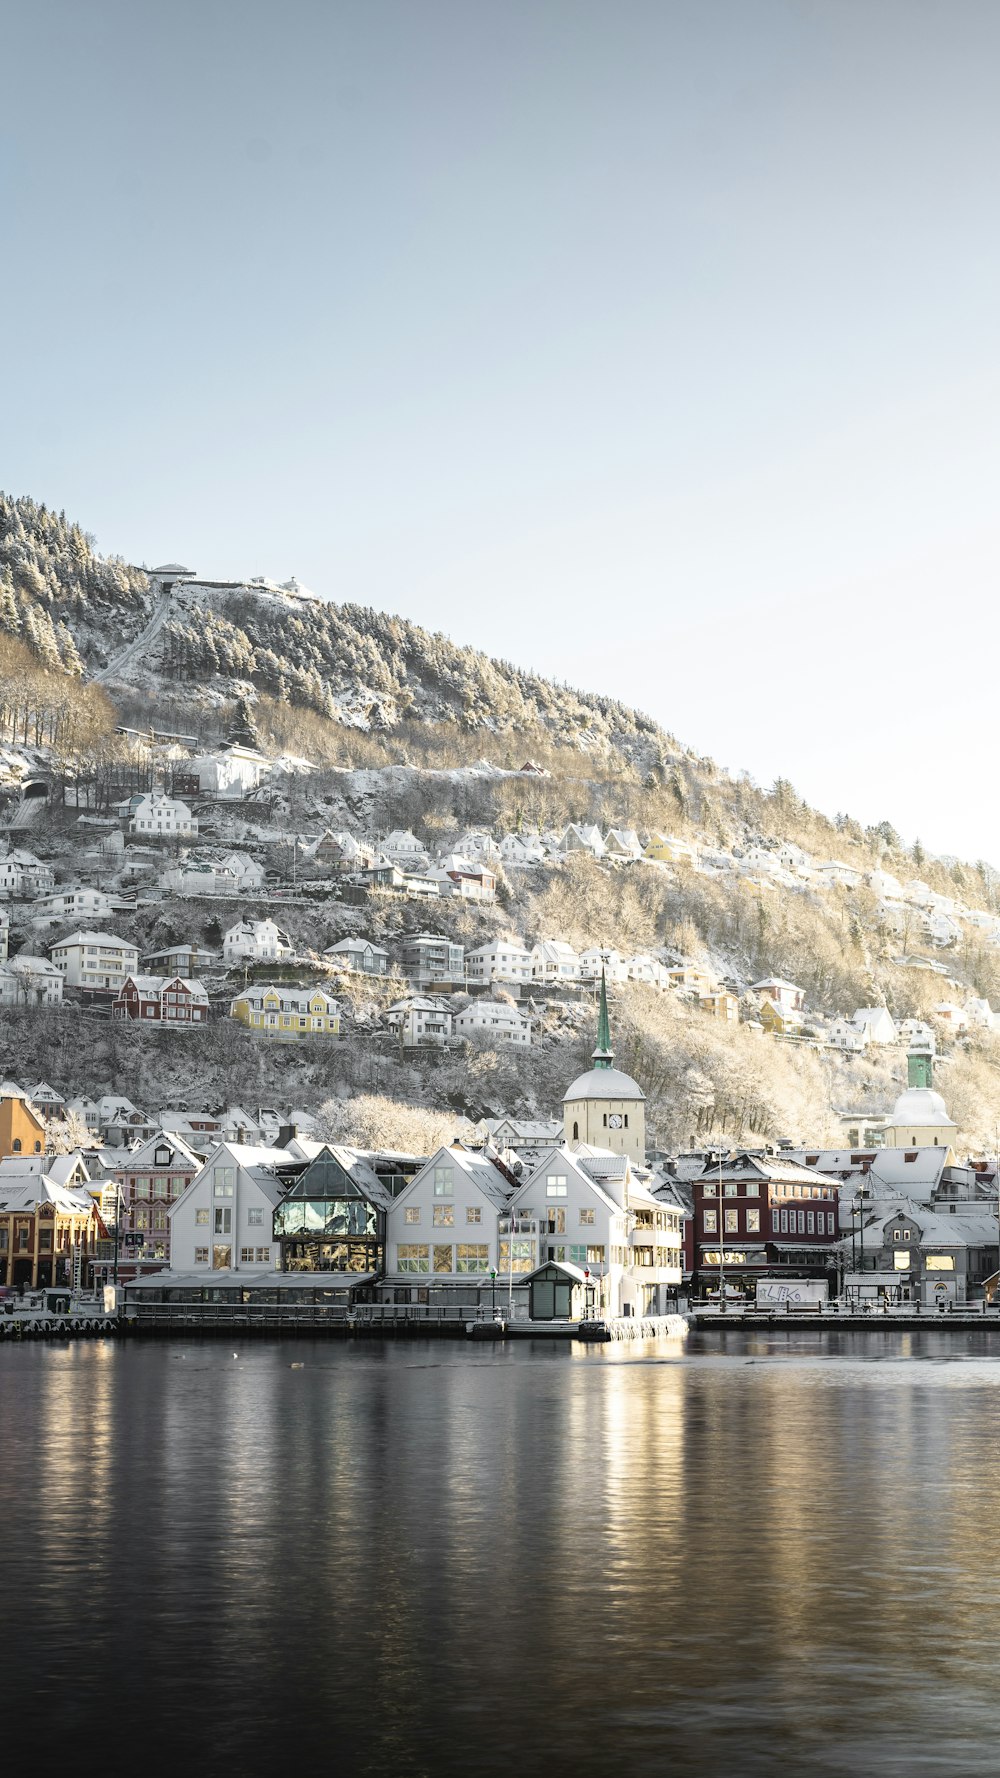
top-left (692, 1152), bottom-right (839, 1296)
top-left (111, 1131), bottom-right (202, 1272)
top-left (839, 1201), bottom-right (1000, 1306)
top-left (384, 1146), bottom-right (515, 1302)
top-left (168, 1143), bottom-right (292, 1272)
top-left (272, 1145), bottom-right (393, 1275)
top-left (0, 1163), bottom-right (96, 1289)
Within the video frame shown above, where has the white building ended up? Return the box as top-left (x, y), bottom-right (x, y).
top-left (751, 978), bottom-right (806, 1015)
top-left (222, 918), bottom-right (294, 964)
top-left (454, 1000), bottom-right (531, 1045)
top-left (385, 1146), bottom-right (514, 1291)
top-left (0, 955), bottom-right (63, 1007)
top-left (49, 931), bottom-right (140, 992)
top-left (188, 746), bottom-right (270, 799)
top-left (380, 830), bottom-right (429, 868)
top-left (498, 832), bottom-right (546, 867)
top-left (465, 939), bottom-right (533, 985)
top-left (0, 850), bottom-right (55, 897)
top-left (168, 1142), bottom-right (289, 1272)
top-left (603, 828), bottom-right (644, 860)
top-left (128, 793), bottom-right (198, 839)
top-left (624, 953), bottom-right (667, 987)
top-left (560, 824), bottom-right (606, 858)
top-left (578, 948), bottom-right (630, 984)
top-left (324, 937), bottom-right (391, 976)
top-left (386, 997), bottom-right (454, 1048)
top-left (161, 852), bottom-right (266, 896)
top-left (531, 940), bottom-right (581, 983)
top-left (852, 1006), bottom-right (898, 1046)
top-left (827, 1016), bottom-right (867, 1053)
top-left (32, 887), bottom-right (115, 924)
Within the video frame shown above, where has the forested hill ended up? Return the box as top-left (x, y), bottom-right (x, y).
top-left (0, 492), bottom-right (671, 764)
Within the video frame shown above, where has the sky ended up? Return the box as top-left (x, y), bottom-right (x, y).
top-left (3, 0), bottom-right (1000, 861)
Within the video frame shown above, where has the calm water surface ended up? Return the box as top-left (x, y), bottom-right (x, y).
top-left (3, 1328), bottom-right (1000, 1776)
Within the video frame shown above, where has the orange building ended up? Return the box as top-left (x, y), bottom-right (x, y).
top-left (0, 1091), bottom-right (45, 1159)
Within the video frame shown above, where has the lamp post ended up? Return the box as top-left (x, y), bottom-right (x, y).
top-left (490, 1266), bottom-right (497, 1320)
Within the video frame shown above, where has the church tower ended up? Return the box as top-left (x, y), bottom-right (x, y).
top-left (562, 971), bottom-right (646, 1163)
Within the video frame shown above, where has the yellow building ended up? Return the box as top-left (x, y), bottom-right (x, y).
top-left (0, 1089), bottom-right (45, 1158)
top-left (699, 990), bottom-right (740, 1024)
top-left (230, 986), bottom-right (341, 1040)
top-left (0, 1175), bottom-right (96, 1289)
top-left (643, 834), bottom-right (696, 866)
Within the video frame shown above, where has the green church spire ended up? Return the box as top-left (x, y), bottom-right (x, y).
top-left (592, 968), bottom-right (613, 1069)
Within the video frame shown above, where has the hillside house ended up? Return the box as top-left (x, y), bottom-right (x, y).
top-left (430, 854), bottom-right (497, 902)
top-left (386, 996), bottom-right (454, 1048)
top-left (752, 978), bottom-right (806, 1015)
top-left (454, 1001), bottom-right (531, 1046)
top-left (50, 931), bottom-right (140, 993)
top-left (309, 830), bottom-right (378, 874)
top-left (578, 948), bottom-right (629, 985)
top-left (666, 963), bottom-right (719, 997)
top-left (230, 986), bottom-right (340, 1040)
top-left (324, 937), bottom-right (390, 976)
top-left (965, 998), bottom-right (997, 1030)
top-left (127, 793), bottom-right (197, 839)
top-left (26, 1082), bottom-right (65, 1113)
top-left (0, 956), bottom-right (63, 1007)
top-left (813, 860), bottom-right (863, 889)
top-left (560, 824), bottom-right (606, 858)
top-left (699, 989), bottom-right (739, 1023)
top-left (465, 939), bottom-right (533, 985)
top-left (897, 1019), bottom-right (937, 1052)
top-left (161, 852), bottom-right (265, 896)
top-left (222, 918), bottom-right (294, 965)
top-left (852, 1007), bottom-right (898, 1046)
top-left (400, 934), bottom-right (464, 989)
top-left (32, 887), bottom-right (114, 924)
top-left (453, 832), bottom-right (502, 865)
top-left (625, 954), bottom-right (667, 987)
top-left (499, 833), bottom-right (545, 866)
top-left (143, 942), bottom-right (219, 979)
top-left (828, 1017), bottom-right (867, 1053)
top-left (0, 850), bottom-right (55, 897)
top-left (113, 975), bottom-right (210, 1024)
top-left (380, 830), bottom-right (429, 869)
top-left (643, 834), bottom-right (697, 866)
top-left (603, 828), bottom-right (643, 860)
top-left (188, 745), bottom-right (269, 799)
top-left (932, 1000), bottom-right (969, 1032)
top-left (758, 1000), bottom-right (804, 1037)
top-left (531, 941), bottom-right (581, 983)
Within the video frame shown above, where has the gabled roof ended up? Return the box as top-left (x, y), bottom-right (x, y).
top-left (283, 1144), bottom-right (394, 1212)
top-left (50, 930), bottom-right (138, 950)
top-left (393, 1145), bottom-right (514, 1212)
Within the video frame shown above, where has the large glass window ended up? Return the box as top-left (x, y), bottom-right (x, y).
top-left (456, 1245), bottom-right (490, 1273)
top-left (214, 1208), bottom-right (231, 1234)
top-left (432, 1244), bottom-right (453, 1273)
top-left (398, 1245), bottom-right (430, 1273)
top-left (499, 1239), bottom-right (534, 1274)
top-left (214, 1168), bottom-right (235, 1197)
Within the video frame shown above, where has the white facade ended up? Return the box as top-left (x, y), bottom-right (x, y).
top-left (162, 852), bottom-right (265, 896)
top-left (851, 1006), bottom-right (898, 1045)
top-left (129, 794), bottom-right (198, 838)
top-left (465, 939), bottom-right (533, 984)
top-left (0, 851), bottom-right (55, 897)
top-left (454, 1000), bottom-right (531, 1045)
top-left (828, 1017), bottom-right (866, 1053)
top-left (385, 1147), bottom-right (512, 1283)
top-left (222, 918), bottom-right (293, 963)
top-left (578, 948), bottom-right (629, 984)
top-left (189, 747), bottom-right (269, 799)
top-left (49, 931), bottom-right (140, 991)
top-left (32, 887), bottom-right (114, 924)
top-left (386, 997), bottom-right (454, 1048)
top-left (531, 940), bottom-right (581, 982)
top-left (168, 1142), bottom-right (285, 1271)
top-left (0, 956), bottom-right (63, 1007)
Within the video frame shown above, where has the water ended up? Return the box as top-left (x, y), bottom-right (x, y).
top-left (3, 1329), bottom-right (1000, 1776)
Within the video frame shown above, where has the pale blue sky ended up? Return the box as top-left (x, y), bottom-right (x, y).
top-left (3, 1), bottom-right (999, 859)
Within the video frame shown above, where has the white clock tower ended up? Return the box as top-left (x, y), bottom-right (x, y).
top-left (562, 972), bottom-right (646, 1163)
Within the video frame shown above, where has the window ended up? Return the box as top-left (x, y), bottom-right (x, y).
top-left (797, 1210), bottom-right (805, 1233)
top-left (724, 1209), bottom-right (738, 1233)
top-left (433, 1244), bottom-right (453, 1273)
top-left (11, 1140), bottom-right (20, 1154)
top-left (135, 1209), bottom-right (149, 1231)
top-left (587, 1245), bottom-right (605, 1266)
top-left (747, 1209), bottom-right (760, 1233)
top-left (579, 1208), bottom-right (595, 1226)
top-left (499, 1239), bottom-right (534, 1274)
top-left (214, 1168), bottom-right (235, 1197)
top-left (704, 1209), bottom-right (718, 1233)
top-left (153, 1176), bottom-right (167, 1199)
top-left (194, 1247), bottom-right (209, 1264)
top-left (195, 1208), bottom-right (209, 1226)
top-left (248, 1208), bottom-right (263, 1227)
top-left (807, 1212), bottom-right (815, 1233)
top-left (214, 1208), bottom-right (232, 1234)
top-left (926, 1254), bottom-right (955, 1271)
top-left (137, 1178), bottom-right (150, 1199)
top-left (240, 1247), bottom-right (255, 1263)
top-left (456, 1245), bottom-right (490, 1273)
top-left (404, 1207), bottom-right (421, 1225)
top-left (746, 1183), bottom-right (760, 1197)
top-left (398, 1244), bottom-right (430, 1273)
top-left (256, 1247), bottom-right (270, 1264)
top-left (828, 1212), bottom-right (836, 1233)
top-left (466, 1206), bottom-right (482, 1225)
top-left (546, 1177), bottom-right (568, 1196)
top-left (432, 1206), bottom-right (454, 1226)
top-left (432, 1166), bottom-right (452, 1197)
top-left (724, 1182), bottom-right (738, 1197)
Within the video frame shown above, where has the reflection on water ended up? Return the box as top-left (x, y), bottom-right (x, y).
top-left (3, 1330), bottom-right (1000, 1775)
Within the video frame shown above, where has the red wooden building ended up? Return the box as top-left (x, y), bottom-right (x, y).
top-left (693, 1152), bottom-right (840, 1297)
top-left (112, 974), bottom-right (210, 1024)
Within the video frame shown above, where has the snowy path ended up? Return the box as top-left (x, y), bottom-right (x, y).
top-left (91, 591), bottom-right (173, 685)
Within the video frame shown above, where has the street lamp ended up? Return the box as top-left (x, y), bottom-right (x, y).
top-left (852, 1181), bottom-right (870, 1309)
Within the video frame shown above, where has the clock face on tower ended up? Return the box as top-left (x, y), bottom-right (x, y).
top-left (608, 1114), bottom-right (623, 1129)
